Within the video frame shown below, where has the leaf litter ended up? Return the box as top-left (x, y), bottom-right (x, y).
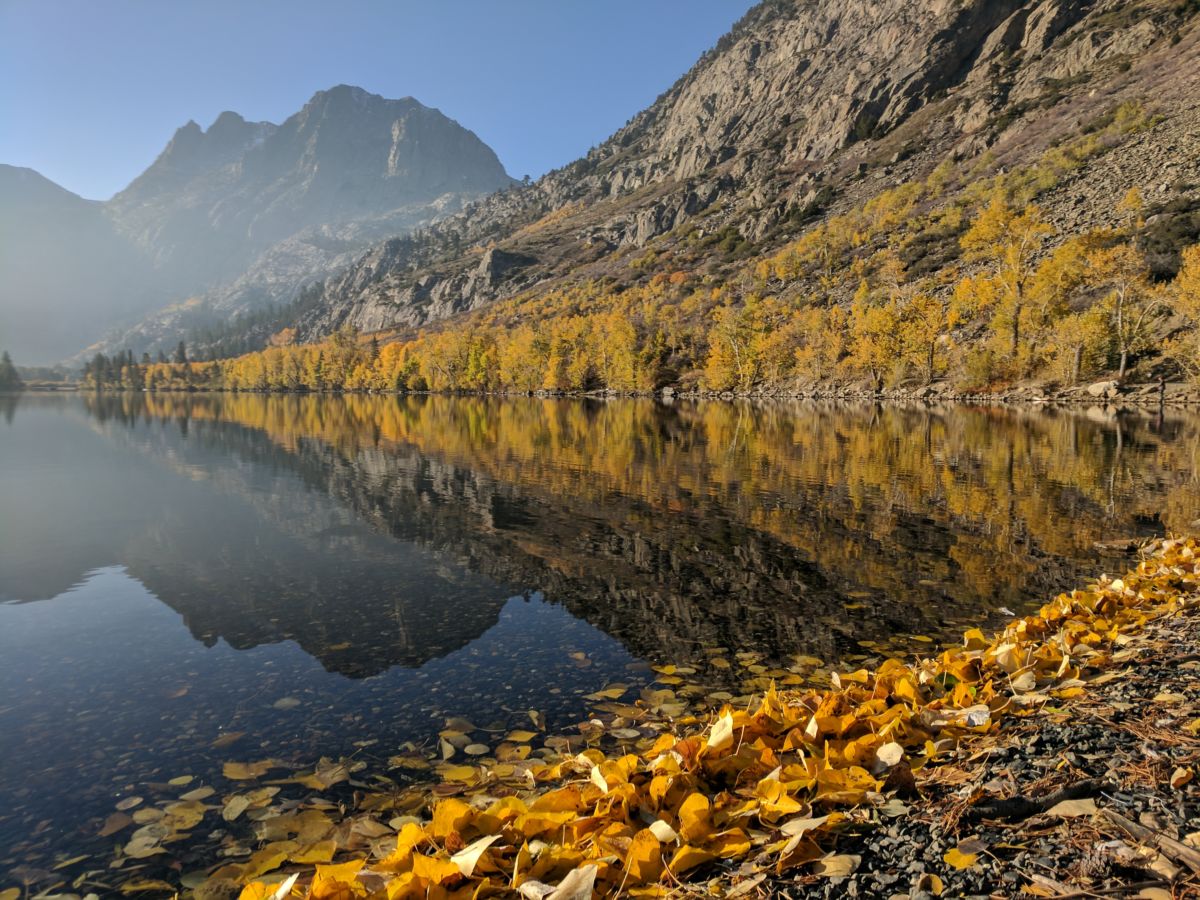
top-left (10, 537), bottom-right (1200, 898)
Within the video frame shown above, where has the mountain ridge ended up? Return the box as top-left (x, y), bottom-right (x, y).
top-left (0, 86), bottom-right (515, 364)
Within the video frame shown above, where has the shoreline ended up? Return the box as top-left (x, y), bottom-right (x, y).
top-left (16, 539), bottom-right (1194, 899)
top-left (26, 381), bottom-right (1200, 410)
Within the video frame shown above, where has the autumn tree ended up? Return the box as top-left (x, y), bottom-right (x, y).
top-left (1164, 244), bottom-right (1200, 380)
top-left (960, 192), bottom-right (1054, 366)
top-left (496, 325), bottom-right (545, 393)
top-left (792, 306), bottom-right (847, 382)
top-left (847, 281), bottom-right (903, 390)
top-left (900, 293), bottom-right (953, 384)
top-left (1087, 242), bottom-right (1163, 380)
top-left (703, 296), bottom-right (766, 392)
top-left (1047, 306), bottom-right (1110, 385)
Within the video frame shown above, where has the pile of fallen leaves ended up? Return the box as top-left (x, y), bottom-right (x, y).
top-left (42, 538), bottom-right (1200, 900)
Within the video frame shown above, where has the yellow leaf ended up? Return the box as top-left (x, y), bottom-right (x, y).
top-left (387, 755), bottom-right (432, 770)
top-left (223, 760), bottom-right (278, 780)
top-left (506, 730), bottom-right (538, 743)
top-left (1046, 798), bottom-right (1098, 818)
top-left (709, 829), bottom-right (751, 859)
top-left (813, 854), bottom-right (859, 877)
top-left (707, 712), bottom-right (735, 752)
top-left (411, 854), bottom-right (462, 885)
top-left (291, 840), bottom-right (337, 864)
top-left (625, 829), bottom-right (664, 884)
top-left (99, 813), bottom-right (133, 837)
top-left (311, 860), bottom-right (366, 900)
top-left (238, 874), bottom-right (299, 900)
top-left (378, 822), bottom-right (428, 872)
top-left (224, 795), bottom-right (251, 822)
top-left (916, 873), bottom-right (944, 895)
top-left (944, 847), bottom-right (978, 870)
top-left (648, 820), bottom-right (678, 843)
top-left (430, 798), bottom-right (473, 839)
top-left (240, 847), bottom-right (291, 881)
top-left (668, 844), bottom-right (715, 874)
top-left (677, 794), bottom-right (712, 843)
top-left (180, 786), bottom-right (216, 802)
top-left (779, 814), bottom-right (830, 838)
top-left (1172, 767), bottom-right (1194, 789)
top-left (547, 864), bottom-right (597, 900)
top-left (875, 742), bottom-right (905, 768)
top-left (451, 834), bottom-right (500, 877)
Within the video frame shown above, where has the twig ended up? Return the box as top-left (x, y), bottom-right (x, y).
top-left (1048, 880), bottom-right (1170, 899)
top-left (1101, 807), bottom-right (1200, 875)
top-left (962, 778), bottom-right (1113, 825)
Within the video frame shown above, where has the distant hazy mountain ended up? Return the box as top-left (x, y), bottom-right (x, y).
top-left (0, 86), bottom-right (515, 364)
top-left (0, 165), bottom-right (160, 365)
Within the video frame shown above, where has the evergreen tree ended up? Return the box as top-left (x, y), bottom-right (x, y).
top-left (0, 350), bottom-right (23, 390)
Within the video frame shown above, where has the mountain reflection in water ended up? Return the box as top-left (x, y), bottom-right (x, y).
top-left (1, 392), bottom-right (1197, 875)
top-left (6, 392), bottom-right (1197, 671)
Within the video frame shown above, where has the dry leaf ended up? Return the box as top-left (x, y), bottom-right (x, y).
top-left (813, 853), bottom-right (859, 877)
top-left (451, 834), bottom-right (501, 877)
top-left (1046, 798), bottom-right (1098, 818)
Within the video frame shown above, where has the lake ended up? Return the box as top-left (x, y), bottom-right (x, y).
top-left (2, 392), bottom-right (1198, 888)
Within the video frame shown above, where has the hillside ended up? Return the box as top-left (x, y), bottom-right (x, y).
top-left (139, 0), bottom-right (1200, 398)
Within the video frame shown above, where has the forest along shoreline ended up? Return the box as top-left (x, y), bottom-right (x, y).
top-left (18, 539), bottom-right (1198, 899)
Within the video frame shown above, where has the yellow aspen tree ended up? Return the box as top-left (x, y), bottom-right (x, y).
top-left (1087, 243), bottom-right (1163, 380)
top-left (960, 191), bottom-right (1054, 362)
top-left (1165, 244), bottom-right (1200, 380)
top-left (900, 293), bottom-right (953, 384)
top-left (703, 299), bottom-right (759, 392)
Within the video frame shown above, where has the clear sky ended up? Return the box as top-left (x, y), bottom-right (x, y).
top-left (0, 0), bottom-right (758, 201)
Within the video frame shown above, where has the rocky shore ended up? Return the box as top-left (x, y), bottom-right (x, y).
top-left (750, 598), bottom-right (1200, 899)
top-left (666, 378), bottom-right (1198, 409)
top-left (150, 539), bottom-right (1197, 900)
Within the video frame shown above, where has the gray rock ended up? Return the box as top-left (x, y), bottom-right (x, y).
top-left (1087, 380), bottom-right (1120, 398)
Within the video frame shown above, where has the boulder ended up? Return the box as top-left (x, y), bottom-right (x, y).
top-left (1086, 380), bottom-right (1120, 398)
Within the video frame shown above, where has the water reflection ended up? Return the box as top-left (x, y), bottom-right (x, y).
top-left (2, 392), bottom-right (1199, 878)
top-left (71, 393), bottom-right (1200, 661)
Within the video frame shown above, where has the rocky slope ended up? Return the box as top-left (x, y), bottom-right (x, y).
top-left (290, 0), bottom-right (1200, 342)
top-left (1, 87), bottom-right (514, 364)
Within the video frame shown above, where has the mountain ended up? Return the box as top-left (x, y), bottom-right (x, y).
top-left (266, 0), bottom-right (1200, 388)
top-left (106, 85), bottom-right (514, 291)
top-left (0, 87), bottom-right (515, 364)
top-left (0, 165), bottom-right (161, 365)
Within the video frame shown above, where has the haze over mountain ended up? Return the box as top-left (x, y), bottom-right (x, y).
top-left (0, 86), bottom-right (514, 364)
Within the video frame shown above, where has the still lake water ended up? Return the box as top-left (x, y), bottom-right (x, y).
top-left (2, 392), bottom-right (1198, 884)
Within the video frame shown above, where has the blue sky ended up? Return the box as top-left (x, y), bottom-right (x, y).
top-left (0, 0), bottom-right (757, 200)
